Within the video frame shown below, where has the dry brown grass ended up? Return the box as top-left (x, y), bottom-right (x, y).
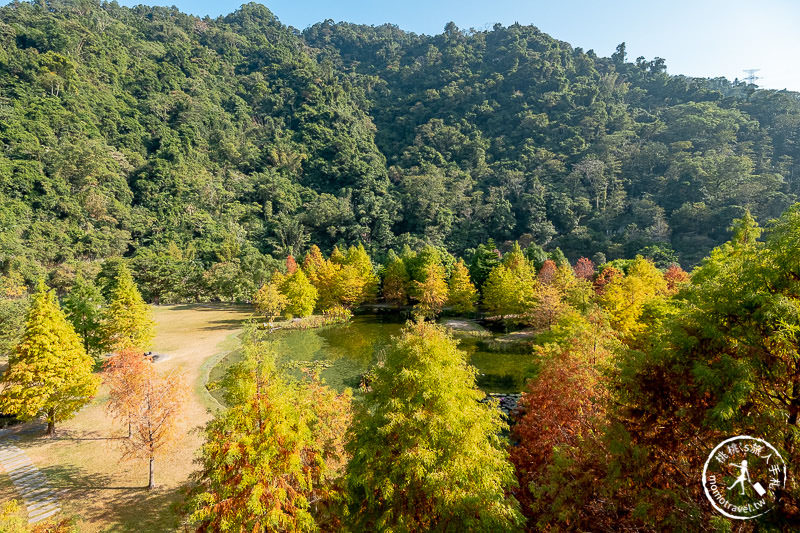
top-left (0, 303), bottom-right (253, 532)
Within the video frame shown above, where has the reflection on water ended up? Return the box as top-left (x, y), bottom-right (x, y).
top-left (210, 315), bottom-right (538, 400)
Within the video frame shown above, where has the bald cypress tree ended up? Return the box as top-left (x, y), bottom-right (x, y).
top-left (346, 321), bottom-right (523, 531)
top-left (447, 259), bottom-right (477, 313)
top-left (0, 282), bottom-right (99, 436)
top-left (103, 265), bottom-right (155, 352)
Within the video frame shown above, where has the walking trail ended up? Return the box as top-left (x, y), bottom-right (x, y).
top-left (0, 438), bottom-right (61, 523)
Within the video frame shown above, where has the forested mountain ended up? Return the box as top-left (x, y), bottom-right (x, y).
top-left (303, 21), bottom-right (800, 263)
top-left (2, 0), bottom-right (799, 297)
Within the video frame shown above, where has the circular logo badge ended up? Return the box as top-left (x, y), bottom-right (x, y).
top-left (702, 435), bottom-right (787, 519)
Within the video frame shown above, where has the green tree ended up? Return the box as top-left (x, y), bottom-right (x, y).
top-left (253, 281), bottom-right (288, 324)
top-left (482, 266), bottom-right (519, 320)
top-left (0, 282), bottom-right (99, 436)
top-left (62, 275), bottom-right (106, 358)
top-left (343, 244), bottom-right (379, 301)
top-left (279, 269), bottom-right (318, 318)
top-left (482, 258), bottom-right (537, 321)
top-left (469, 241), bottom-right (502, 288)
top-left (0, 272), bottom-right (30, 359)
top-left (412, 262), bottom-right (449, 319)
top-left (190, 328), bottom-right (351, 531)
top-left (103, 265), bottom-right (155, 352)
top-left (381, 251), bottom-right (410, 306)
top-left (597, 256), bottom-right (667, 338)
top-left (447, 259), bottom-right (477, 313)
top-left (346, 321), bottom-right (523, 531)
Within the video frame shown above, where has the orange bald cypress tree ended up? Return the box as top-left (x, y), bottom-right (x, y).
top-left (119, 364), bottom-right (188, 489)
top-left (104, 348), bottom-right (152, 438)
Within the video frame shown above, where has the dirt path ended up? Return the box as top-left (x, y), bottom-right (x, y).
top-left (0, 303), bottom-right (253, 532)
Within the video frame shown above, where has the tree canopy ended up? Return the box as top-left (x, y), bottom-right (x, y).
top-left (1, 2), bottom-right (798, 300)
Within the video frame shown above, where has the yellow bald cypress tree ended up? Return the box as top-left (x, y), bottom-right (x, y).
top-left (447, 259), bottom-right (477, 313)
top-left (103, 265), bottom-right (155, 352)
top-left (0, 282), bottom-right (100, 436)
top-left (413, 263), bottom-right (449, 319)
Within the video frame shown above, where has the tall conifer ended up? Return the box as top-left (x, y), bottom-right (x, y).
top-left (103, 265), bottom-right (155, 351)
top-left (346, 321), bottom-right (523, 531)
top-left (0, 282), bottom-right (99, 436)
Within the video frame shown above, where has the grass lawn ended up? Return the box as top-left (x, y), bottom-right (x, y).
top-left (0, 303), bottom-right (253, 532)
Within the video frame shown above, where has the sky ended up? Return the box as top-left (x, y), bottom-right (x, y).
top-left (117, 0), bottom-right (800, 91)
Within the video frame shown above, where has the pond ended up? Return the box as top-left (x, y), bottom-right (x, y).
top-left (208, 314), bottom-right (538, 404)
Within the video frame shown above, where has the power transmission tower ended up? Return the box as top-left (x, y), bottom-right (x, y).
top-left (743, 68), bottom-right (761, 85)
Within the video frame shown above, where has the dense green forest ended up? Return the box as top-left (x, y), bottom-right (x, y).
top-left (1, 0), bottom-right (799, 300)
top-left (3, 3), bottom-right (800, 529)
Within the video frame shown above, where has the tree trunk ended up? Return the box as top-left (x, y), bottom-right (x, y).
top-left (46, 409), bottom-right (55, 437)
top-left (148, 456), bottom-right (155, 490)
top-left (785, 380), bottom-right (800, 453)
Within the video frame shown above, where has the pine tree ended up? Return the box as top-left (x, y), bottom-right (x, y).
top-left (0, 282), bottom-right (99, 436)
top-left (314, 259), bottom-right (344, 310)
top-left (62, 275), bottom-right (106, 357)
top-left (482, 266), bottom-right (519, 320)
top-left (511, 352), bottom-right (605, 523)
top-left (447, 259), bottom-right (477, 313)
top-left (346, 321), bottom-right (523, 531)
top-left (302, 245), bottom-right (325, 281)
top-left (335, 264), bottom-right (369, 309)
top-left (103, 265), bottom-right (155, 352)
top-left (0, 272), bottom-right (30, 359)
top-left (412, 262), bottom-right (449, 319)
top-left (598, 256), bottom-right (667, 337)
top-left (502, 242), bottom-right (527, 272)
top-left (663, 264), bottom-right (689, 292)
top-left (482, 262), bottom-right (536, 321)
top-left (469, 241), bottom-right (502, 288)
top-left (573, 257), bottom-right (595, 280)
top-left (537, 259), bottom-right (558, 285)
top-left (593, 265), bottom-right (622, 295)
top-left (548, 248), bottom-right (569, 267)
top-left (286, 254), bottom-right (298, 274)
top-left (344, 244), bottom-right (378, 301)
top-left (329, 245), bottom-right (345, 265)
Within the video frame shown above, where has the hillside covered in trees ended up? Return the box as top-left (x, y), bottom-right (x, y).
top-left (2, 0), bottom-right (800, 295)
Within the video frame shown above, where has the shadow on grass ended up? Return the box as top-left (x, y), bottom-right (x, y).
top-left (40, 463), bottom-right (188, 532)
top-left (50, 428), bottom-right (127, 442)
top-left (167, 302), bottom-right (252, 312)
top-left (4, 426), bottom-right (129, 450)
top-left (200, 317), bottom-right (251, 331)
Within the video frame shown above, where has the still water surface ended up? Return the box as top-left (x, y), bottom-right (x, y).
top-left (209, 315), bottom-right (537, 403)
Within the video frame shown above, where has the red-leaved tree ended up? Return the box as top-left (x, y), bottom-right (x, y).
top-left (592, 265), bottom-right (622, 295)
top-left (537, 259), bottom-right (557, 285)
top-left (573, 257), bottom-right (595, 280)
top-left (663, 264), bottom-right (689, 292)
top-left (510, 351), bottom-right (606, 522)
top-left (286, 254), bottom-right (298, 274)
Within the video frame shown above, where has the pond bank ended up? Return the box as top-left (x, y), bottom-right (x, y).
top-left (208, 314), bottom-right (540, 401)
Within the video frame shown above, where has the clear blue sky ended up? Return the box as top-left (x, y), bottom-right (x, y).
top-left (118, 0), bottom-right (800, 91)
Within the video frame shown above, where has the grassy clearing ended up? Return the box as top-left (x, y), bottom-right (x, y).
top-left (0, 303), bottom-right (253, 532)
